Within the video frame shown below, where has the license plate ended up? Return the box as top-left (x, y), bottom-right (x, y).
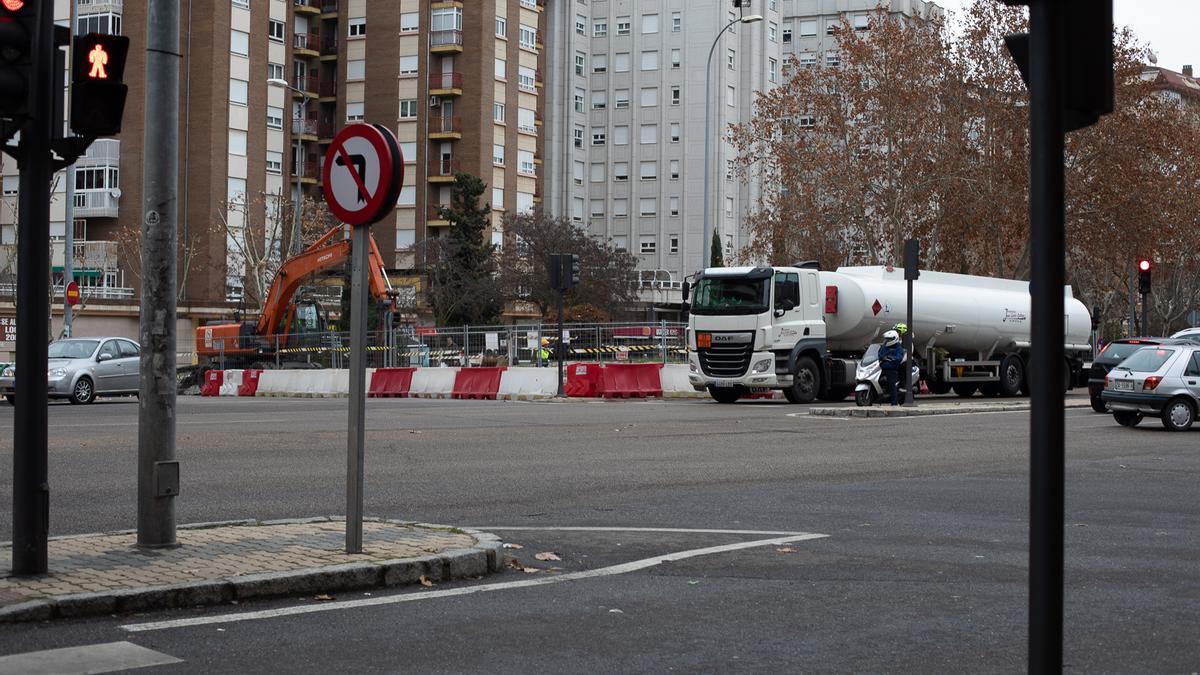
top-left (749, 387), bottom-right (770, 393)
top-left (713, 379), bottom-right (738, 387)
top-left (697, 332), bottom-right (712, 349)
top-left (1114, 380), bottom-right (1134, 391)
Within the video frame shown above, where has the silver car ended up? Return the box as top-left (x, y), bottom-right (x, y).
top-left (1101, 344), bottom-right (1200, 431)
top-left (0, 337), bottom-right (141, 405)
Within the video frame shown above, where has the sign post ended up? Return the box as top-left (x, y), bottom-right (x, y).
top-left (323, 123), bottom-right (403, 553)
top-left (903, 239), bottom-right (919, 406)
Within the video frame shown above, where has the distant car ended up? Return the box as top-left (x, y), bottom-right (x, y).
top-left (1169, 327), bottom-right (1200, 343)
top-left (1101, 343), bottom-right (1200, 431)
top-left (0, 337), bottom-right (141, 405)
top-left (1087, 338), bottom-right (1194, 412)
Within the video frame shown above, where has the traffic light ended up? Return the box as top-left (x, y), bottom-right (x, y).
top-left (569, 254), bottom-right (580, 287)
top-left (1137, 258), bottom-right (1152, 295)
top-left (70, 32), bottom-right (129, 137)
top-left (0, 0), bottom-right (37, 120)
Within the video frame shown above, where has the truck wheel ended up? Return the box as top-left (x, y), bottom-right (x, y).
top-left (952, 383), bottom-right (977, 398)
top-left (928, 380), bottom-right (951, 395)
top-left (1160, 397), bottom-right (1195, 432)
top-left (707, 386), bottom-right (742, 404)
top-left (979, 382), bottom-right (1001, 397)
top-left (1113, 411), bottom-right (1142, 427)
top-left (819, 387), bottom-right (852, 402)
top-left (854, 388), bottom-right (873, 407)
top-left (998, 354), bottom-right (1025, 397)
top-left (783, 356), bottom-right (820, 404)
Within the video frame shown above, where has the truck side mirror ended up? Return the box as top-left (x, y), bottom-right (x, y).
top-left (681, 281), bottom-right (690, 302)
top-left (774, 298), bottom-right (795, 317)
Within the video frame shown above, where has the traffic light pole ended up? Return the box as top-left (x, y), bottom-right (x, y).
top-left (137, 0), bottom-right (181, 548)
top-left (557, 287), bottom-right (565, 397)
top-left (1140, 291), bottom-right (1148, 338)
top-left (11, 0), bottom-right (57, 576)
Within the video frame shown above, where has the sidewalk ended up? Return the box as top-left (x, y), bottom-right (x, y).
top-left (810, 397), bottom-right (1093, 417)
top-left (0, 517), bottom-right (502, 623)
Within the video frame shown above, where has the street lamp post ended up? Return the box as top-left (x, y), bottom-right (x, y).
top-left (702, 14), bottom-right (762, 270)
top-left (268, 77), bottom-right (312, 257)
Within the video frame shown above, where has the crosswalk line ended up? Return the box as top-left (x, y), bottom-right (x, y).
top-left (0, 641), bottom-right (181, 675)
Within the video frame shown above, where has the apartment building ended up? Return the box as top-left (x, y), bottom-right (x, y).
top-left (0, 0), bottom-right (544, 327)
top-left (781, 0), bottom-right (943, 63)
top-left (544, 0), bottom-right (780, 293)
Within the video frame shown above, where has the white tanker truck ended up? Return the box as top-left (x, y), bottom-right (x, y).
top-left (682, 264), bottom-right (1092, 404)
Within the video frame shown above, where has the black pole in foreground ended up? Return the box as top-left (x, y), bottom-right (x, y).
top-left (12, 0), bottom-right (56, 576)
top-left (557, 288), bottom-right (565, 397)
top-left (1028, 2), bottom-right (1066, 671)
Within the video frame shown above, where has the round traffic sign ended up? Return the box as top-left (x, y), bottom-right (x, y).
top-left (322, 123), bottom-right (404, 227)
top-left (65, 281), bottom-right (80, 306)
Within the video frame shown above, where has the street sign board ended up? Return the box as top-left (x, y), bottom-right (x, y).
top-left (322, 123), bottom-right (404, 227)
top-left (65, 281), bottom-right (79, 306)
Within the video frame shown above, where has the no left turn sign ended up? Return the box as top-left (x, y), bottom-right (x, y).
top-left (322, 123), bottom-right (404, 227)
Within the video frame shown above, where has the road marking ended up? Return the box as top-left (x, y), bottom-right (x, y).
top-left (0, 641), bottom-right (181, 675)
top-left (475, 526), bottom-right (813, 536)
top-left (121, 530), bottom-right (827, 633)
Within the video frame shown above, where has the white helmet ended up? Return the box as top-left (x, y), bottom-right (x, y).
top-left (882, 330), bottom-right (900, 346)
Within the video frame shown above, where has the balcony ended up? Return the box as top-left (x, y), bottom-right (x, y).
top-left (535, 30), bottom-right (544, 49)
top-left (292, 117), bottom-right (319, 137)
top-left (294, 31), bottom-right (320, 56)
top-left (72, 190), bottom-right (120, 219)
top-left (429, 116), bottom-right (461, 140)
top-left (52, 241), bottom-right (118, 272)
top-left (293, 0), bottom-right (321, 13)
top-left (535, 69), bottom-right (544, 88)
top-left (428, 71), bottom-right (463, 96)
top-left (294, 160), bottom-right (320, 183)
top-left (427, 206), bottom-right (449, 226)
top-left (320, 0), bottom-right (338, 14)
top-left (427, 159), bottom-right (459, 182)
top-left (318, 121), bottom-right (337, 139)
top-left (292, 75), bottom-right (318, 96)
top-left (430, 30), bottom-right (463, 53)
top-left (318, 79), bottom-right (338, 99)
top-left (320, 34), bottom-right (338, 56)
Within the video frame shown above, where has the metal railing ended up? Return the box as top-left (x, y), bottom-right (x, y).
top-left (428, 158), bottom-right (460, 177)
top-left (429, 71), bottom-right (462, 90)
top-left (294, 32), bottom-right (320, 51)
top-left (432, 116), bottom-right (461, 134)
top-left (430, 30), bottom-right (463, 47)
top-left (292, 117), bottom-right (319, 135)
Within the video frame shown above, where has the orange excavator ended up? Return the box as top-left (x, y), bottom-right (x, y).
top-left (195, 225), bottom-right (395, 366)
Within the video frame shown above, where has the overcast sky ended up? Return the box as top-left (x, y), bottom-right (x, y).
top-left (933, 0), bottom-right (1196, 74)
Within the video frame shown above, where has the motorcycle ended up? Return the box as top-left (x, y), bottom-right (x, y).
top-left (854, 343), bottom-right (921, 406)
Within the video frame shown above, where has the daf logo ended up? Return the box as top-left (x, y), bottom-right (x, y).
top-left (711, 332), bottom-right (753, 345)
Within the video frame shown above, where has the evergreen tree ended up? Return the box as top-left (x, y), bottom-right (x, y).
top-left (710, 229), bottom-right (725, 268)
top-left (426, 173), bottom-right (502, 326)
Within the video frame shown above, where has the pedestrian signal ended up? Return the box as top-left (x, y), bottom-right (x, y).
top-left (70, 32), bottom-right (128, 137)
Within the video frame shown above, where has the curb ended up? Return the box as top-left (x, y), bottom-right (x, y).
top-left (809, 399), bottom-right (1093, 417)
top-left (0, 517), bottom-right (504, 624)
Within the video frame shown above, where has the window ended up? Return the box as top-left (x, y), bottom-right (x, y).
top-left (76, 12), bottom-right (121, 35)
top-left (575, 52), bottom-right (585, 76)
top-left (268, 20), bottom-right (284, 42)
top-left (670, 123), bottom-right (680, 142)
top-left (590, 199), bottom-right (605, 217)
top-left (591, 91), bottom-right (606, 109)
top-left (614, 162), bottom-right (628, 181)
top-left (399, 99), bottom-right (418, 118)
top-left (344, 101), bottom-right (364, 121)
top-left (782, 25), bottom-right (792, 43)
top-left (670, 236), bottom-right (679, 254)
top-left (574, 88), bottom-right (585, 113)
top-left (574, 126), bottom-right (584, 148)
top-left (593, 19), bottom-right (607, 37)
top-left (517, 192), bottom-right (534, 214)
top-left (592, 54), bottom-right (607, 73)
top-left (613, 236), bottom-right (628, 251)
top-left (518, 66), bottom-right (536, 91)
top-left (671, 12), bottom-right (681, 32)
top-left (397, 186), bottom-right (416, 207)
top-left (228, 129), bottom-right (247, 155)
top-left (640, 124), bottom-right (657, 144)
top-left (518, 150), bottom-right (535, 176)
top-left (591, 127), bottom-right (606, 145)
top-left (2, 176), bottom-right (17, 196)
top-left (726, 159), bottom-right (734, 179)
top-left (399, 142), bottom-right (416, 162)
top-left (768, 21), bottom-right (777, 42)
top-left (769, 58), bottom-right (778, 83)
top-left (229, 78), bottom-right (248, 106)
top-left (826, 20), bottom-right (837, 35)
top-left (854, 14), bottom-right (869, 31)
top-left (614, 89), bottom-right (630, 108)
top-left (639, 197), bottom-right (656, 216)
top-left (267, 105), bottom-right (283, 129)
top-left (799, 52), bottom-right (816, 68)
top-left (574, 161), bottom-right (586, 185)
top-left (616, 17), bottom-right (630, 35)
top-left (615, 52), bottom-right (630, 72)
top-left (725, 196), bottom-right (734, 217)
top-left (519, 24), bottom-right (537, 50)
top-left (798, 115), bottom-right (815, 128)
top-left (495, 16), bottom-right (506, 38)
top-left (401, 13), bottom-right (419, 33)
top-left (670, 159), bottom-right (680, 179)
top-left (727, 48), bottom-right (735, 71)
top-left (671, 86), bottom-right (680, 104)
top-left (493, 144), bottom-right (505, 165)
top-left (826, 51), bottom-right (840, 67)
top-left (640, 237), bottom-right (656, 254)
top-left (349, 17), bottom-right (366, 37)
top-left (671, 49), bottom-right (680, 68)
top-left (669, 197), bottom-right (680, 216)
top-left (726, 84), bottom-right (735, 106)
top-left (641, 14), bottom-right (658, 34)
top-left (227, 177), bottom-right (246, 203)
top-left (347, 59), bottom-right (365, 80)
top-left (590, 163), bottom-right (604, 182)
top-left (799, 20), bottom-right (816, 37)
top-left (613, 199), bottom-right (628, 217)
top-left (640, 87), bottom-right (657, 107)
top-left (495, 58), bottom-right (506, 79)
top-left (518, 107), bottom-right (536, 132)
top-left (266, 150), bottom-right (282, 174)
top-left (774, 272), bottom-right (801, 310)
top-left (493, 102), bottom-right (505, 123)
top-left (639, 160), bottom-right (657, 180)
top-left (576, 14), bottom-right (586, 35)
top-left (399, 55), bottom-right (418, 74)
top-left (613, 125), bottom-right (629, 145)
top-left (268, 62), bottom-right (284, 81)
top-left (640, 50), bottom-right (658, 70)
top-left (572, 198), bottom-right (584, 222)
top-left (230, 29), bottom-right (249, 56)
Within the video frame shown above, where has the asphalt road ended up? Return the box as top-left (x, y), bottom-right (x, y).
top-left (0, 394), bottom-right (1196, 672)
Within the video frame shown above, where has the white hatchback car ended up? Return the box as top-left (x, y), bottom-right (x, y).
top-left (1101, 344), bottom-right (1200, 431)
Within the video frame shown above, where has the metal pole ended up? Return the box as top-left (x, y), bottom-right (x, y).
top-left (62, 0), bottom-right (78, 339)
top-left (345, 225), bottom-right (369, 553)
top-left (702, 23), bottom-right (734, 270)
top-left (903, 279), bottom-right (915, 406)
top-left (12, 0), bottom-right (57, 576)
top-left (557, 289), bottom-right (565, 396)
top-left (1140, 291), bottom-right (1148, 338)
top-left (1028, 1), bottom-right (1066, 670)
top-left (137, 0), bottom-right (182, 548)
top-left (293, 134), bottom-right (303, 256)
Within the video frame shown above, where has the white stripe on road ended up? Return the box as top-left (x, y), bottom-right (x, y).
top-left (0, 641), bottom-right (181, 675)
top-left (121, 531), bottom-right (827, 633)
top-left (474, 526), bottom-right (815, 536)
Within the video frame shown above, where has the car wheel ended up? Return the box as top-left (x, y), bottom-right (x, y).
top-left (998, 354), bottom-right (1025, 397)
top-left (952, 383), bottom-right (977, 398)
top-left (783, 356), bottom-right (820, 404)
top-left (707, 386), bottom-right (741, 404)
top-left (1160, 398), bottom-right (1195, 432)
top-left (69, 377), bottom-right (95, 405)
top-left (1090, 395), bottom-right (1107, 413)
top-left (4, 395), bottom-right (13, 406)
top-left (1112, 411), bottom-right (1142, 427)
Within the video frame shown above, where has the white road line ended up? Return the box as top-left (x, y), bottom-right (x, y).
top-left (0, 641), bottom-right (181, 675)
top-left (474, 526), bottom-right (813, 536)
top-left (121, 531), bottom-right (827, 633)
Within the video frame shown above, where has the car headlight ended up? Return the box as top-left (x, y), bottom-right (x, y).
top-left (2, 366), bottom-right (13, 377)
top-left (689, 360), bottom-right (698, 373)
top-left (751, 358), bottom-right (773, 374)
top-left (49, 368), bottom-right (67, 377)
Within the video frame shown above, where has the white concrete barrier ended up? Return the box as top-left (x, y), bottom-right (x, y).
top-left (497, 367), bottom-right (558, 400)
top-left (253, 368), bottom-right (376, 397)
top-left (408, 367), bottom-right (458, 398)
top-left (218, 369), bottom-right (244, 397)
top-left (255, 370), bottom-right (293, 397)
top-left (660, 364), bottom-right (706, 398)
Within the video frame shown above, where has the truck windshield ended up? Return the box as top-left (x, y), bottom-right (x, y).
top-left (691, 277), bottom-right (769, 315)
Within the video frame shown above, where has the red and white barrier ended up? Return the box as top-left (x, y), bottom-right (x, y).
top-left (497, 367), bottom-right (558, 400)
